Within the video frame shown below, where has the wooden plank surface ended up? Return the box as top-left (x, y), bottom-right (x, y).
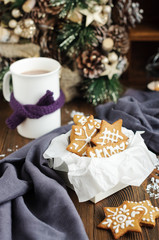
top-left (0, 94), bottom-right (159, 240)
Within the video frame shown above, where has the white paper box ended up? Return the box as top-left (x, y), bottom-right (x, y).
top-left (44, 129), bottom-right (158, 203)
top-left (49, 167), bottom-right (128, 203)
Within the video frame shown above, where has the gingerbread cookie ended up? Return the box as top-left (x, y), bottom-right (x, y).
top-left (98, 201), bottom-right (144, 239)
top-left (87, 142), bottom-right (128, 158)
top-left (73, 114), bottom-right (100, 129)
top-left (67, 115), bottom-right (97, 156)
top-left (128, 200), bottom-right (159, 227)
top-left (87, 119), bottom-right (129, 158)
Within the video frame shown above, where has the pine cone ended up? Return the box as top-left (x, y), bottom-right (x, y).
top-left (112, 0), bottom-right (143, 29)
top-left (76, 50), bottom-right (105, 79)
top-left (106, 25), bottom-right (130, 55)
top-left (36, 0), bottom-right (62, 15)
top-left (30, 7), bottom-right (48, 25)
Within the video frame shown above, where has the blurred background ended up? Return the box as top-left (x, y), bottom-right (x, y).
top-left (0, 0), bottom-right (159, 105)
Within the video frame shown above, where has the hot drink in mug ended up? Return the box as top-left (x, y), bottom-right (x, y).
top-left (3, 57), bottom-right (62, 139)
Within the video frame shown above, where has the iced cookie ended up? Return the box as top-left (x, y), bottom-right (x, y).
top-left (73, 114), bottom-right (100, 129)
top-left (87, 119), bottom-right (129, 158)
top-left (67, 115), bottom-right (97, 156)
top-left (87, 142), bottom-right (127, 158)
top-left (98, 201), bottom-right (144, 239)
top-left (128, 200), bottom-right (159, 227)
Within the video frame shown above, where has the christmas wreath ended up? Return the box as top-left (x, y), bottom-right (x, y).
top-left (0, 0), bottom-right (143, 105)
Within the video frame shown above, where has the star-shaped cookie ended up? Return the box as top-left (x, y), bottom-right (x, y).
top-left (98, 201), bottom-right (144, 239)
top-left (129, 200), bottom-right (159, 227)
top-left (87, 119), bottom-right (129, 158)
top-left (67, 115), bottom-right (97, 156)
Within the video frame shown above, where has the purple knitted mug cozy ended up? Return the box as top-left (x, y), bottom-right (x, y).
top-left (6, 90), bottom-right (65, 129)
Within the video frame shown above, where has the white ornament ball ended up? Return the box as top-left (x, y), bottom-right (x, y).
top-left (108, 52), bottom-right (118, 63)
top-left (9, 34), bottom-right (20, 43)
top-left (14, 25), bottom-right (22, 35)
top-left (102, 38), bottom-right (114, 52)
top-left (103, 5), bottom-right (111, 14)
top-left (102, 57), bottom-right (109, 64)
top-left (0, 26), bottom-right (10, 42)
top-left (24, 18), bottom-right (34, 28)
top-left (11, 8), bottom-right (21, 18)
top-left (8, 19), bottom-right (17, 29)
top-left (100, 0), bottom-right (109, 4)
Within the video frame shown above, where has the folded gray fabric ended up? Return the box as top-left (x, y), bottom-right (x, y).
top-left (96, 89), bottom-right (159, 154)
top-left (0, 124), bottom-right (88, 240)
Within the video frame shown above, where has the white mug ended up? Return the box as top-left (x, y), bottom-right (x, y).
top-left (3, 57), bottom-right (62, 139)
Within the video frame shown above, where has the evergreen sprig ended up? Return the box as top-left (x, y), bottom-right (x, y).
top-left (83, 75), bottom-right (123, 106)
top-left (57, 21), bottom-right (98, 55)
top-left (12, 0), bottom-right (26, 8)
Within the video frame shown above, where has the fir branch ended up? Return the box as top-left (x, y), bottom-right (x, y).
top-left (57, 22), bottom-right (98, 55)
top-left (83, 75), bottom-right (123, 105)
top-left (12, 0), bottom-right (25, 8)
top-left (83, 77), bottom-right (107, 106)
top-left (105, 75), bottom-right (123, 102)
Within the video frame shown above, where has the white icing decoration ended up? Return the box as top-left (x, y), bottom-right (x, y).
top-left (116, 214), bottom-right (127, 223)
top-left (88, 123), bottom-right (94, 130)
top-left (94, 149), bottom-right (103, 158)
top-left (75, 128), bottom-right (82, 136)
top-left (89, 142), bottom-right (126, 158)
top-left (103, 219), bottom-right (112, 227)
top-left (97, 127), bottom-right (123, 145)
top-left (102, 147), bottom-right (111, 157)
top-left (73, 143), bottom-right (78, 150)
top-left (125, 219), bottom-right (134, 227)
top-left (78, 116), bottom-right (87, 125)
top-left (132, 205), bottom-right (148, 215)
top-left (120, 223), bottom-right (125, 229)
top-left (89, 152), bottom-right (96, 158)
top-left (95, 122), bottom-right (100, 128)
top-left (106, 204), bottom-right (138, 234)
top-left (120, 204), bottom-right (129, 213)
top-left (113, 224), bottom-right (120, 233)
top-left (107, 143), bottom-right (125, 155)
top-left (131, 211), bottom-right (140, 218)
top-left (75, 126), bottom-right (96, 153)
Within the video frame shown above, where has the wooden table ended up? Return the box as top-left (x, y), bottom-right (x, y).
top-left (0, 94), bottom-right (159, 240)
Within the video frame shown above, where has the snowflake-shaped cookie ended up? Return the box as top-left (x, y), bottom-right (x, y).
top-left (87, 119), bottom-right (129, 158)
top-left (98, 201), bottom-right (144, 239)
top-left (73, 114), bottom-right (100, 129)
top-left (67, 115), bottom-right (97, 156)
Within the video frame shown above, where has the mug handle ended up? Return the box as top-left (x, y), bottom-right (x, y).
top-left (2, 71), bottom-right (12, 102)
